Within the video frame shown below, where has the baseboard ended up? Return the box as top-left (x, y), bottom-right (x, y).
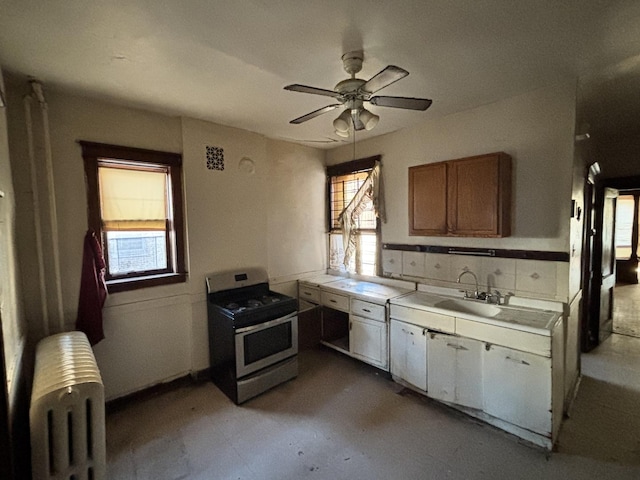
top-left (106, 368), bottom-right (211, 413)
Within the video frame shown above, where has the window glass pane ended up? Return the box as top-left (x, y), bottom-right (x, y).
top-left (615, 195), bottom-right (635, 260)
top-left (329, 232), bottom-right (377, 276)
top-left (358, 233), bottom-right (377, 276)
top-left (330, 171), bottom-right (372, 229)
top-left (106, 231), bottom-right (167, 275)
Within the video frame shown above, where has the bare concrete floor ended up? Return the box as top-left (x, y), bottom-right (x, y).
top-left (106, 339), bottom-right (640, 480)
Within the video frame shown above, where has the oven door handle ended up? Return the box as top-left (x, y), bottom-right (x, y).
top-left (235, 311), bottom-right (297, 334)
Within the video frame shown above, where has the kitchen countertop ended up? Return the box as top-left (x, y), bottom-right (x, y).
top-left (390, 291), bottom-right (561, 336)
top-left (321, 278), bottom-right (414, 304)
top-left (299, 274), bottom-right (346, 287)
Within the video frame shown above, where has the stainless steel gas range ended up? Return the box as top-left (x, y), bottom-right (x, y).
top-left (206, 268), bottom-right (298, 404)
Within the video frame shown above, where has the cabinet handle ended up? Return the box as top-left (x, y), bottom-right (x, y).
top-left (446, 343), bottom-right (468, 351)
top-left (401, 328), bottom-right (414, 336)
top-left (330, 299), bottom-right (337, 303)
top-left (505, 356), bottom-right (530, 366)
top-left (362, 308), bottom-right (371, 313)
top-left (304, 291), bottom-right (312, 296)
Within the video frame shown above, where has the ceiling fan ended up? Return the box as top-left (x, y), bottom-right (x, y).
top-left (284, 51), bottom-right (432, 137)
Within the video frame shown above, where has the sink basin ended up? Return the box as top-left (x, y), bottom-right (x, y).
top-left (434, 299), bottom-right (501, 318)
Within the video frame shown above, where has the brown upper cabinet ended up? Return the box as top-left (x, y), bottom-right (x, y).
top-left (409, 152), bottom-right (512, 237)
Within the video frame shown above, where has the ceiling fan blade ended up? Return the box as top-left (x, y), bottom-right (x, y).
top-left (361, 66), bottom-right (409, 94)
top-left (290, 104), bottom-right (341, 124)
top-left (284, 84), bottom-right (341, 98)
top-left (369, 96), bottom-right (433, 111)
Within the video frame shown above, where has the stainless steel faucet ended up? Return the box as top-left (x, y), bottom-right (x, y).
top-left (457, 270), bottom-right (479, 299)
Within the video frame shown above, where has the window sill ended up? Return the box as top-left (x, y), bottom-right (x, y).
top-left (106, 272), bottom-right (188, 293)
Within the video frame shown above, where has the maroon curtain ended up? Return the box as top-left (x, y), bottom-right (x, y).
top-left (75, 230), bottom-right (108, 345)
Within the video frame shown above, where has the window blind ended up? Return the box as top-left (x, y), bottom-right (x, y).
top-left (98, 166), bottom-right (167, 230)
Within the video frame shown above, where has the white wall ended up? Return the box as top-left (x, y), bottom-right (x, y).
top-left (0, 68), bottom-right (26, 402)
top-left (181, 123), bottom-right (327, 370)
top-left (0, 66), bottom-right (29, 475)
top-left (265, 138), bottom-right (327, 293)
top-left (5, 82), bottom-right (326, 399)
top-left (327, 80), bottom-right (577, 254)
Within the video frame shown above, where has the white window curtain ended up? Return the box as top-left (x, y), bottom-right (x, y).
top-left (338, 161), bottom-right (385, 267)
top-left (98, 166), bottom-right (167, 231)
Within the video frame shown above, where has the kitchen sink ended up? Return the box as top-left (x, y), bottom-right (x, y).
top-left (434, 298), bottom-right (501, 318)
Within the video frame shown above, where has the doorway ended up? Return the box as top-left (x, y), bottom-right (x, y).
top-left (583, 175), bottom-right (640, 350)
top-left (612, 190), bottom-right (640, 338)
top-left (605, 176), bottom-right (640, 337)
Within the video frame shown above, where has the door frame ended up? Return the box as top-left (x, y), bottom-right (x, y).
top-left (582, 173), bottom-right (640, 351)
top-left (592, 186), bottom-right (618, 344)
top-left (580, 164), bottom-right (599, 351)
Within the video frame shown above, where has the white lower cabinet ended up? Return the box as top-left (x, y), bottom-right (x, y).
top-left (390, 320), bottom-right (427, 391)
top-left (427, 333), bottom-right (483, 409)
top-left (350, 315), bottom-right (388, 369)
top-left (482, 344), bottom-right (552, 436)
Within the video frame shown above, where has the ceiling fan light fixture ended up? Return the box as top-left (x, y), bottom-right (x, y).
top-left (333, 109), bottom-right (352, 133)
top-left (359, 108), bottom-right (380, 131)
top-left (284, 51), bottom-right (431, 131)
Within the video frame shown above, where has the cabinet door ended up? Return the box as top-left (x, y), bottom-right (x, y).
top-left (350, 315), bottom-right (388, 370)
top-left (409, 162), bottom-right (448, 235)
top-left (427, 334), bottom-right (483, 409)
top-left (448, 153), bottom-right (511, 237)
top-left (390, 320), bottom-right (427, 391)
top-left (483, 344), bottom-right (551, 435)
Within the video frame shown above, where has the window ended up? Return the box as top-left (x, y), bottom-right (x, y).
top-left (615, 194), bottom-right (639, 260)
top-left (80, 141), bottom-right (187, 292)
top-left (327, 156), bottom-right (381, 276)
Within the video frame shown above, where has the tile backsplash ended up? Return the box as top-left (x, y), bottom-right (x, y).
top-left (382, 250), bottom-right (569, 301)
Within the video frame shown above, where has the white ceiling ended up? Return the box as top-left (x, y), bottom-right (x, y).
top-left (1, 1), bottom-right (639, 148)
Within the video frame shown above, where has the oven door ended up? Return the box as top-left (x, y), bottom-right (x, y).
top-left (235, 312), bottom-right (298, 378)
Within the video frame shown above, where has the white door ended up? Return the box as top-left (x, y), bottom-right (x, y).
top-left (390, 320), bottom-right (427, 391)
top-left (428, 334), bottom-right (483, 409)
top-left (483, 344), bottom-right (552, 435)
top-left (350, 315), bottom-right (388, 370)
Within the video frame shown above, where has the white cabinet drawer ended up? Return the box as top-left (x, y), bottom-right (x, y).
top-left (298, 284), bottom-right (321, 304)
top-left (389, 305), bottom-right (455, 333)
top-left (321, 291), bottom-right (349, 312)
top-left (456, 318), bottom-right (550, 357)
top-left (351, 299), bottom-right (386, 322)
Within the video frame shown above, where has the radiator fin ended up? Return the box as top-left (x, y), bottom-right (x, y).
top-left (30, 332), bottom-right (106, 480)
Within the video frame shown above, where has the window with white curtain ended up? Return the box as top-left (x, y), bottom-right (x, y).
top-left (327, 157), bottom-right (381, 276)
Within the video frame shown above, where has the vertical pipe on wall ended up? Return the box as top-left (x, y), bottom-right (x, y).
top-left (30, 80), bottom-right (65, 333)
top-left (23, 94), bottom-right (50, 337)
